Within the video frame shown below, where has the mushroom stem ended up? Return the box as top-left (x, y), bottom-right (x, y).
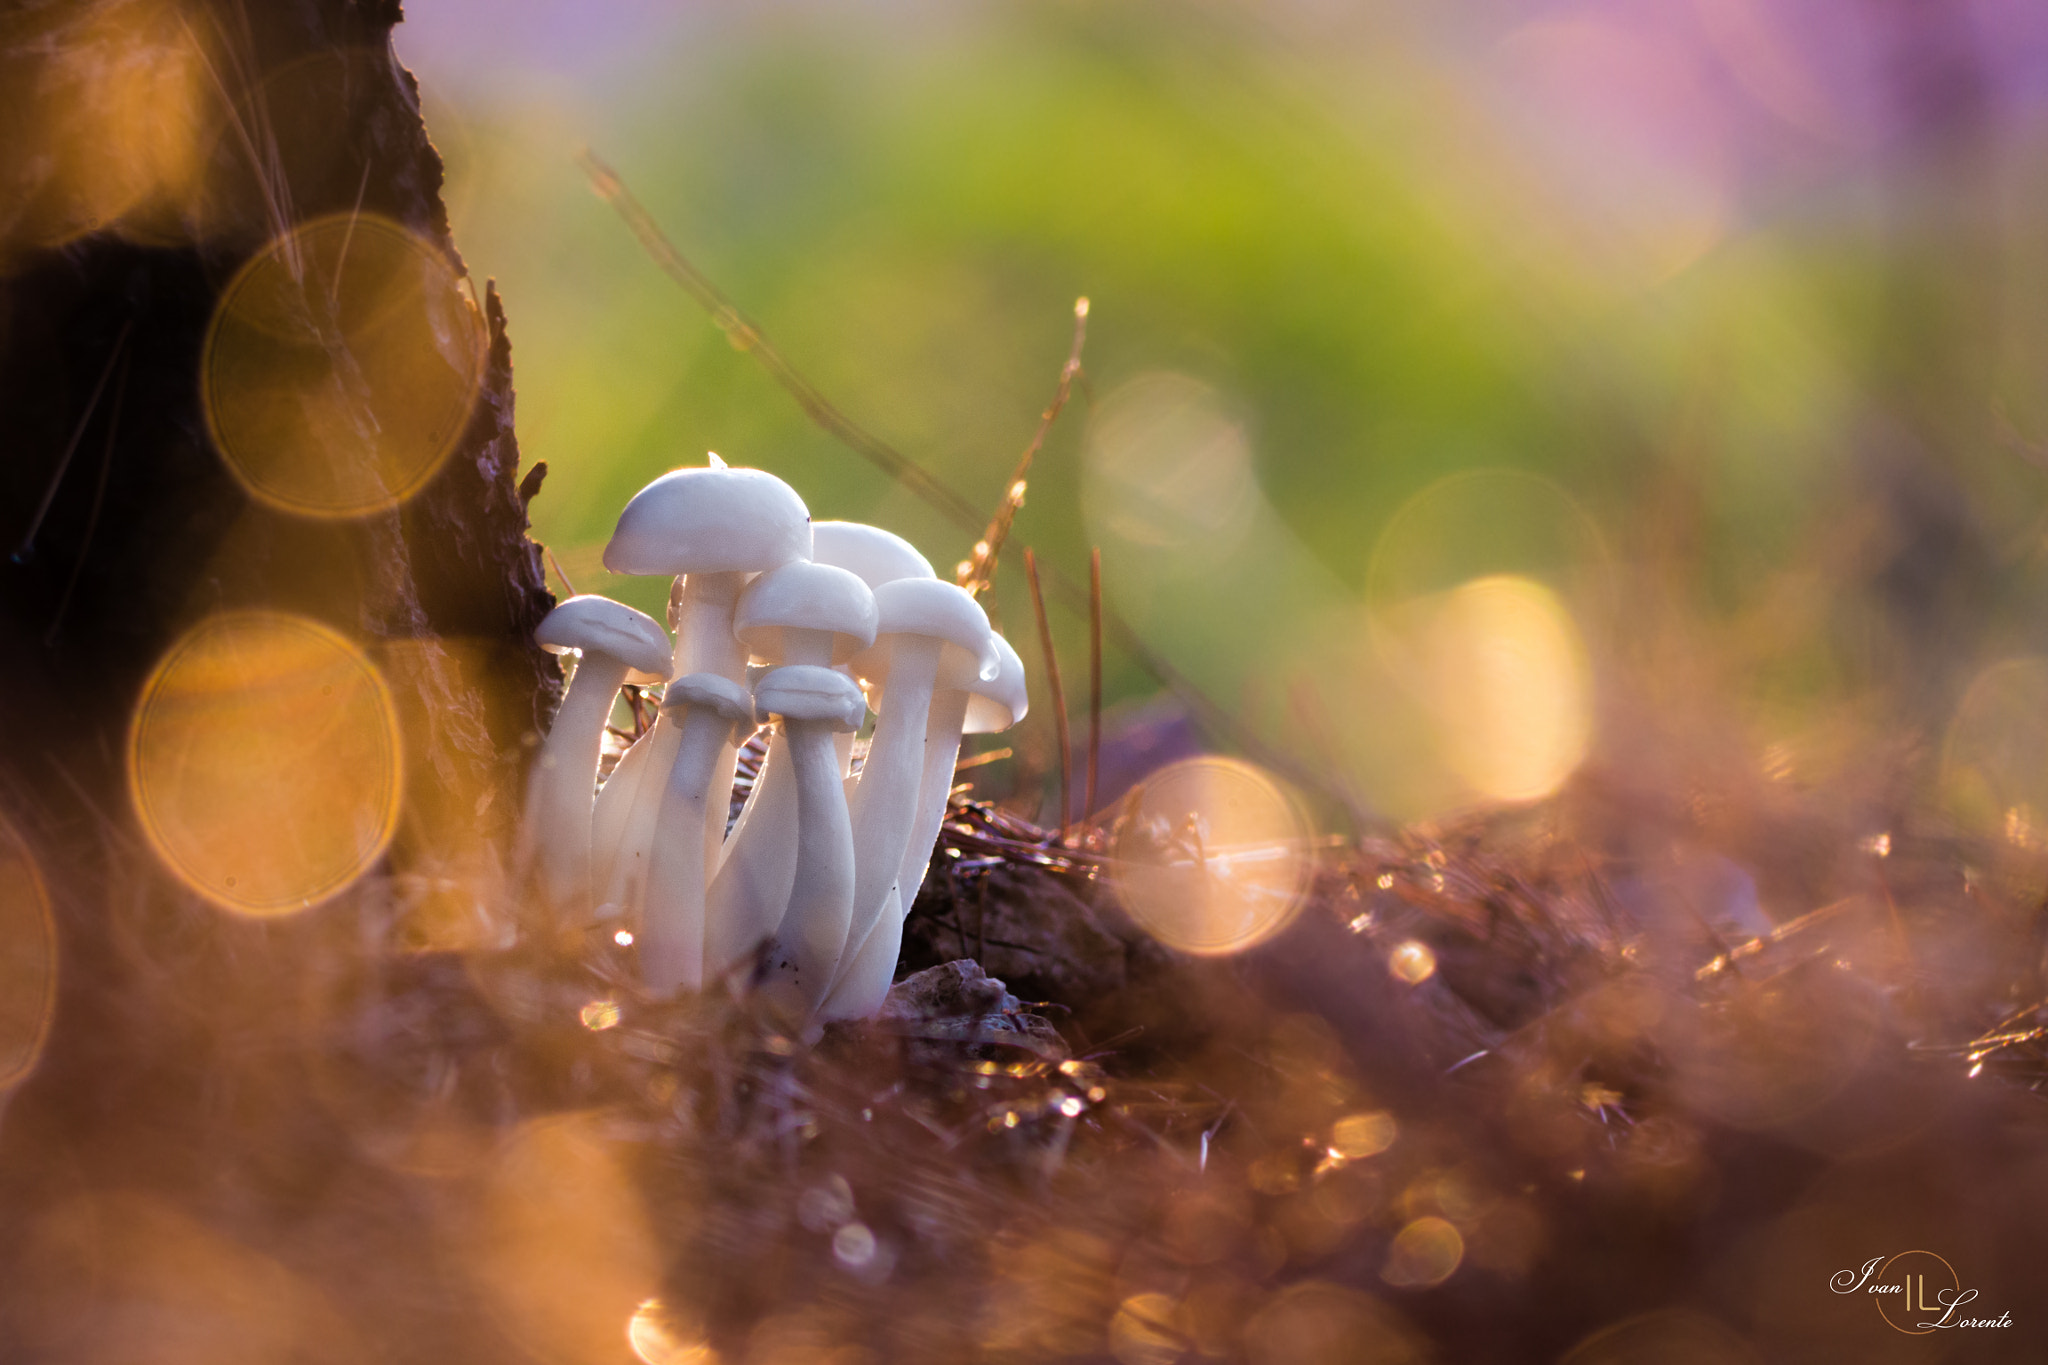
top-left (819, 688), bottom-right (968, 1019)
top-left (595, 714), bottom-right (679, 917)
top-left (678, 571), bottom-right (754, 868)
top-left (704, 628), bottom-right (839, 984)
top-left (726, 561), bottom-right (877, 1014)
top-left (895, 687), bottom-right (973, 916)
top-left (837, 730), bottom-right (858, 794)
top-left (638, 702), bottom-right (733, 994)
top-left (744, 654), bottom-right (866, 1015)
top-left (774, 717), bottom-right (857, 1006)
top-left (673, 571), bottom-right (749, 681)
top-left (636, 569), bottom-right (756, 994)
top-left (520, 652), bottom-right (632, 913)
top-left (604, 570), bottom-right (751, 927)
top-left (834, 634), bottom-right (941, 986)
top-left (816, 886), bottom-right (903, 1023)
top-left (705, 731), bottom-right (798, 982)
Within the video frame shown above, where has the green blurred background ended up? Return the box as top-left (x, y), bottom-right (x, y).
top-left (400, 1), bottom-right (2048, 830)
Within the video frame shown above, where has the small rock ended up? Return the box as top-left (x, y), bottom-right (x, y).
top-left (880, 960), bottom-right (1014, 1022)
top-left (875, 960), bottom-right (1068, 1061)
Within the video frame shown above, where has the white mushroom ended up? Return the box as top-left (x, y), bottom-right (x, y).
top-left (830, 581), bottom-right (993, 987)
top-left (702, 714), bottom-right (799, 978)
top-left (898, 632), bottom-right (1029, 906)
top-left (518, 596), bottom-right (672, 918)
top-left (704, 523), bottom-right (932, 983)
top-left (638, 673), bottom-right (755, 991)
top-left (819, 632), bottom-right (1026, 1021)
top-left (600, 460), bottom-right (811, 993)
top-left (813, 522), bottom-right (933, 794)
top-left (730, 561), bottom-right (877, 1012)
top-left (810, 520), bottom-right (933, 588)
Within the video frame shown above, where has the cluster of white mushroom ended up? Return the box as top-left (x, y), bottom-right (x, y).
top-left (517, 456), bottom-right (1028, 1024)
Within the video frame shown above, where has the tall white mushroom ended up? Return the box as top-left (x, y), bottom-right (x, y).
top-left (813, 522), bottom-right (935, 791)
top-left (898, 632), bottom-right (1029, 907)
top-left (819, 631), bottom-right (1027, 1021)
top-left (518, 596), bottom-right (672, 918)
top-left (731, 561), bottom-right (877, 1013)
top-left (703, 522), bottom-right (932, 983)
top-left (833, 581), bottom-right (993, 977)
top-left (637, 674), bottom-right (754, 991)
top-left (600, 460), bottom-right (811, 993)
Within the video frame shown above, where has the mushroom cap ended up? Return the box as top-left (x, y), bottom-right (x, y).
top-left (733, 561), bottom-right (879, 664)
top-left (812, 521), bottom-right (934, 588)
top-left (534, 595), bottom-right (672, 676)
top-left (603, 463), bottom-right (812, 577)
top-left (848, 579), bottom-right (994, 686)
top-left (753, 663), bottom-right (868, 730)
top-left (945, 632), bottom-right (1029, 734)
top-left (660, 671), bottom-right (754, 724)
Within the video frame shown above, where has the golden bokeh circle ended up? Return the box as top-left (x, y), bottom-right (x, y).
top-left (0, 811), bottom-right (58, 1091)
top-left (1366, 468), bottom-right (1606, 667)
top-left (1415, 575), bottom-right (1592, 802)
top-left (201, 212), bottom-right (484, 518)
top-left (1380, 1216), bottom-right (1465, 1289)
top-left (1363, 471), bottom-right (1601, 808)
top-left (128, 611), bottom-right (402, 915)
top-left (1109, 757), bottom-right (1313, 956)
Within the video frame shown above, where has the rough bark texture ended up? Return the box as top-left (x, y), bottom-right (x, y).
top-left (0, 4), bottom-right (556, 1354)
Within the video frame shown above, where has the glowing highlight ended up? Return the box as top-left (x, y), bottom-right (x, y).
top-left (1108, 757), bottom-right (1313, 956)
top-left (201, 213), bottom-right (485, 518)
top-left (128, 611), bottom-right (402, 915)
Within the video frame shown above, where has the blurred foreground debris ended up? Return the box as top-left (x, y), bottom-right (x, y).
top-left (6, 750), bottom-right (2048, 1361)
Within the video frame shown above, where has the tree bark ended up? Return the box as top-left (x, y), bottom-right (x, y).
top-left (0, 3), bottom-right (557, 1353)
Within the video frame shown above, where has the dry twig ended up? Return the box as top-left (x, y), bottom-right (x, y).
top-left (956, 297), bottom-right (1089, 598)
top-left (1023, 548), bottom-right (1071, 831)
top-left (1086, 545), bottom-right (1102, 821)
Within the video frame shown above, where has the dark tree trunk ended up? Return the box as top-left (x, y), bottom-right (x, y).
top-left (0, 3), bottom-right (557, 1354)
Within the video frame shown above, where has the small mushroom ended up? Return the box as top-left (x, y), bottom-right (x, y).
top-left (729, 561), bottom-right (877, 1012)
top-left (518, 595), bottom-right (672, 917)
top-left (601, 458), bottom-right (811, 993)
top-left (832, 580), bottom-right (993, 987)
top-left (820, 631), bottom-right (1026, 1021)
top-left (704, 523), bottom-right (933, 983)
